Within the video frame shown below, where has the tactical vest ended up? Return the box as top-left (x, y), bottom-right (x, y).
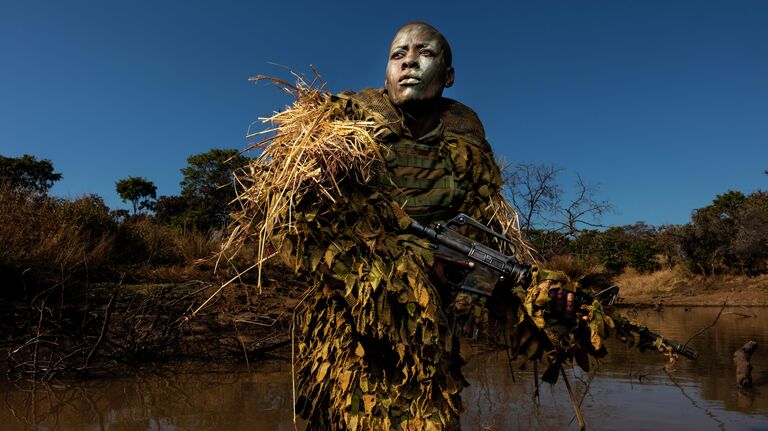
top-left (338, 88), bottom-right (489, 224)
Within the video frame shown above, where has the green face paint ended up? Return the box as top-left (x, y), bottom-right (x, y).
top-left (385, 24), bottom-right (454, 107)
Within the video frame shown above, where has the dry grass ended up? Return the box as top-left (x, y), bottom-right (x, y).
top-left (616, 267), bottom-right (768, 305)
top-left (545, 254), bottom-right (605, 282)
top-left (487, 195), bottom-right (536, 263)
top-left (615, 268), bottom-right (683, 299)
top-left (117, 218), bottom-right (219, 267)
top-left (0, 188), bottom-right (115, 285)
top-left (220, 72), bottom-right (383, 287)
top-left (0, 185), bottom-right (225, 291)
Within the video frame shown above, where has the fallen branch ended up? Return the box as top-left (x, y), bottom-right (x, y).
top-left (80, 274), bottom-right (122, 371)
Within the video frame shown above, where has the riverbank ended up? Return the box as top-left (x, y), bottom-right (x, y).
top-left (615, 269), bottom-right (768, 306)
top-left (3, 267), bottom-right (765, 378)
top-left (0, 270), bottom-right (303, 378)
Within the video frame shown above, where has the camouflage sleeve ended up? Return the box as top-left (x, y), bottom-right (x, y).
top-left (455, 138), bottom-right (504, 224)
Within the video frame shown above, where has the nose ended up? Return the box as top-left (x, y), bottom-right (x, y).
top-left (401, 50), bottom-right (419, 69)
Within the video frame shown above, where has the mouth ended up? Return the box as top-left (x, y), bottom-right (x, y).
top-left (399, 76), bottom-right (421, 85)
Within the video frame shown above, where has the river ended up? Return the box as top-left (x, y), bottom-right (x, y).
top-left (2, 306), bottom-right (767, 430)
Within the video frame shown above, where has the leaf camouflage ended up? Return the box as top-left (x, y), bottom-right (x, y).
top-left (223, 73), bottom-right (650, 430)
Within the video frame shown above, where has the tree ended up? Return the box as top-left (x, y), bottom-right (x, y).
top-left (502, 163), bottom-right (562, 233)
top-left (154, 195), bottom-right (191, 229)
top-left (115, 177), bottom-right (157, 214)
top-left (730, 191), bottom-right (768, 274)
top-left (675, 190), bottom-right (768, 275)
top-left (687, 191), bottom-right (745, 274)
top-left (553, 175), bottom-right (613, 237)
top-left (179, 149), bottom-right (249, 230)
top-left (0, 154), bottom-right (62, 195)
top-left (656, 224), bottom-right (687, 270)
top-left (502, 163), bottom-right (613, 259)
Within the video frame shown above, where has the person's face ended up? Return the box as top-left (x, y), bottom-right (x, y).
top-left (385, 25), bottom-right (454, 107)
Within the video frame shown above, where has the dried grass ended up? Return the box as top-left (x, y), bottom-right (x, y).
top-left (487, 194), bottom-right (536, 263)
top-left (615, 268), bottom-right (682, 298)
top-left (0, 187), bottom-right (115, 283)
top-left (219, 72), bottom-right (384, 287)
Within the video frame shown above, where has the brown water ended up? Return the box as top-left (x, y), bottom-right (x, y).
top-left (2, 306), bottom-right (767, 430)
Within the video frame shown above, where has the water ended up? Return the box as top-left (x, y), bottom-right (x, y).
top-left (2, 307), bottom-right (767, 430)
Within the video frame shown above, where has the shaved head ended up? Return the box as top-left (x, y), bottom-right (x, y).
top-left (394, 21), bottom-right (452, 68)
top-left (385, 22), bottom-right (455, 106)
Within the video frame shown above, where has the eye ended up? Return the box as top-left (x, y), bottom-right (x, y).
top-left (391, 51), bottom-right (405, 60)
top-left (420, 49), bottom-right (434, 57)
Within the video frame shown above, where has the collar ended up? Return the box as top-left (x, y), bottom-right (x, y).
top-left (401, 118), bottom-right (445, 143)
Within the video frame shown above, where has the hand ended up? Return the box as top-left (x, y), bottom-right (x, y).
top-left (429, 253), bottom-right (475, 287)
top-left (548, 288), bottom-right (589, 322)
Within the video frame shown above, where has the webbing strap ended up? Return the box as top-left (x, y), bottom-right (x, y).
top-left (389, 154), bottom-right (446, 170)
top-left (392, 193), bottom-right (453, 208)
top-left (387, 176), bottom-right (454, 189)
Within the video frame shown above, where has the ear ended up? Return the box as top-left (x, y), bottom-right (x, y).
top-left (444, 66), bottom-right (455, 88)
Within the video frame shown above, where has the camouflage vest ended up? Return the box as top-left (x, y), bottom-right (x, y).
top-left (338, 88), bottom-right (489, 224)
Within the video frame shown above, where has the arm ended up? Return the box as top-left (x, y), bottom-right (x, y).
top-left (408, 213), bottom-right (698, 360)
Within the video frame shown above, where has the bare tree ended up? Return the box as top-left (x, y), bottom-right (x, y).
top-left (502, 163), bottom-right (613, 238)
top-left (502, 163), bottom-right (563, 232)
top-left (553, 174), bottom-right (613, 237)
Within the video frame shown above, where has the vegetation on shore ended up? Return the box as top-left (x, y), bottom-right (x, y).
top-left (616, 269), bottom-right (768, 306)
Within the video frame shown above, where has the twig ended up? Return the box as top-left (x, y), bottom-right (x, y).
top-left (80, 275), bottom-right (122, 371)
top-left (31, 296), bottom-right (47, 381)
top-left (233, 320), bottom-right (251, 372)
top-left (234, 310), bottom-right (286, 327)
top-left (561, 366), bottom-right (586, 431)
top-left (185, 252), bottom-right (276, 322)
top-left (532, 361), bottom-right (540, 404)
top-left (665, 367), bottom-right (726, 430)
top-left (684, 299), bottom-right (727, 347)
top-left (568, 361), bottom-right (598, 428)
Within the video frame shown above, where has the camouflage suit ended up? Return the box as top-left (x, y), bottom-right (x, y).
top-left (293, 88), bottom-right (506, 431)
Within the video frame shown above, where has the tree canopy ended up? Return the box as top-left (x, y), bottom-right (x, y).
top-left (115, 176), bottom-right (157, 214)
top-left (0, 154), bottom-right (62, 195)
top-left (177, 149), bottom-right (249, 230)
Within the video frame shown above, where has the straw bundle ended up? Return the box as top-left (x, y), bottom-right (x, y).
top-left (220, 73), bottom-right (385, 286)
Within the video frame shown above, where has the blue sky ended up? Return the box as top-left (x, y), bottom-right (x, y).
top-left (2, 0), bottom-right (766, 227)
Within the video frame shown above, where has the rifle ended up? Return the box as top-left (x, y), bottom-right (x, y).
top-left (407, 213), bottom-right (698, 360)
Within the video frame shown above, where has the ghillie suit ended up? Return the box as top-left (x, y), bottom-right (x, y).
top-left (224, 77), bottom-right (614, 430)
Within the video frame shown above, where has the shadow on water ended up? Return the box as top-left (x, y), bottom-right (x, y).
top-left (2, 307), bottom-right (767, 430)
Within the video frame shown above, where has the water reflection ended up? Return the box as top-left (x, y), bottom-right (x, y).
top-left (2, 362), bottom-right (298, 431)
top-left (2, 307), bottom-right (767, 430)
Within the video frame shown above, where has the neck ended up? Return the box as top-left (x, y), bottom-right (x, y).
top-left (399, 100), bottom-right (442, 139)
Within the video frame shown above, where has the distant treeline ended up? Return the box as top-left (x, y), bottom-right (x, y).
top-left (526, 190), bottom-right (768, 277)
top-left (0, 151), bottom-right (251, 293)
top-left (502, 163), bottom-right (768, 277)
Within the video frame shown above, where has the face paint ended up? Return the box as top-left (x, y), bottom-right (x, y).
top-left (385, 25), bottom-right (454, 107)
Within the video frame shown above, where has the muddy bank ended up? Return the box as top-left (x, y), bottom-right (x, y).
top-left (615, 270), bottom-right (768, 306)
top-left (0, 274), bottom-right (303, 379)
